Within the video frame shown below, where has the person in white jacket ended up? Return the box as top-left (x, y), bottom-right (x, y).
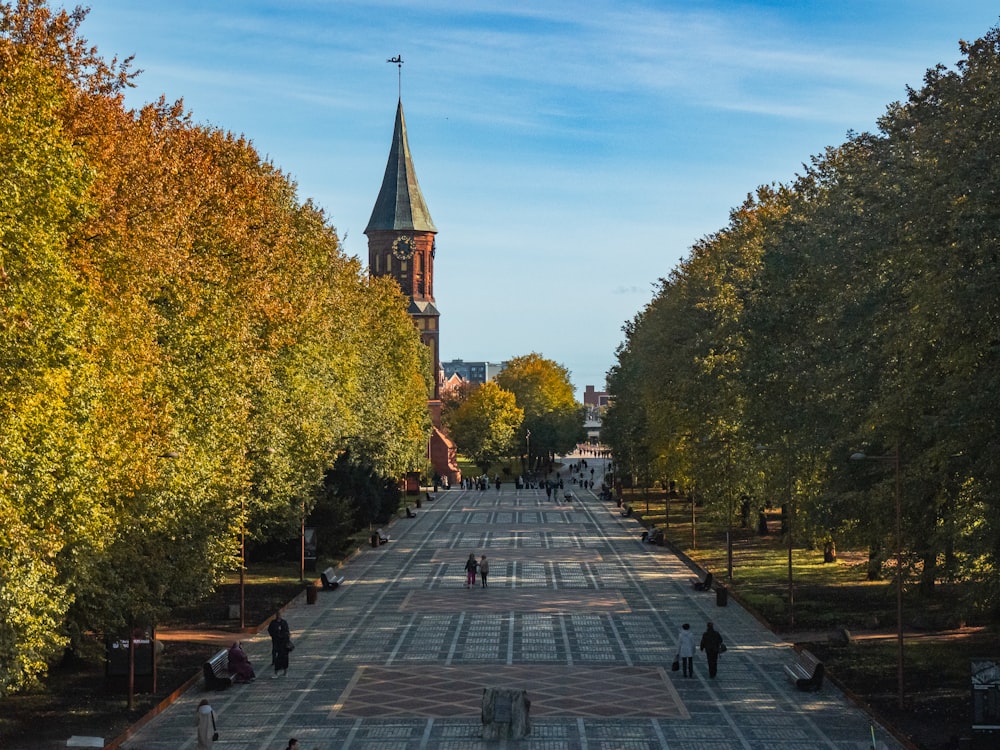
top-left (676, 623), bottom-right (696, 678)
top-left (195, 699), bottom-right (216, 749)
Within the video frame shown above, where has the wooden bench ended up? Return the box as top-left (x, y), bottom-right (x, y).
top-left (784, 648), bottom-right (824, 691)
top-left (692, 571), bottom-right (713, 591)
top-left (203, 648), bottom-right (235, 690)
top-left (425, 492), bottom-right (438, 502)
top-left (377, 528), bottom-right (389, 544)
top-left (620, 504), bottom-right (632, 517)
top-left (320, 567), bottom-right (345, 590)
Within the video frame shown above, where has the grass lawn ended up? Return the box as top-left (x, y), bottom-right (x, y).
top-left (623, 488), bottom-right (997, 750)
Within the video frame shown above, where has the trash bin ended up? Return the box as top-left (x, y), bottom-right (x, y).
top-left (370, 532), bottom-right (379, 548)
top-left (716, 585), bottom-right (728, 607)
top-left (306, 585), bottom-right (317, 605)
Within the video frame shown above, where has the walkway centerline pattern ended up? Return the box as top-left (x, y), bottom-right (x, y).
top-left (121, 455), bottom-right (905, 749)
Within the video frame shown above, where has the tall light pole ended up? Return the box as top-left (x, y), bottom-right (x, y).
top-left (240, 495), bottom-right (246, 629)
top-left (525, 429), bottom-right (531, 474)
top-left (851, 445), bottom-right (904, 710)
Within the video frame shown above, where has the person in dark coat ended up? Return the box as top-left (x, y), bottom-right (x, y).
top-left (267, 612), bottom-right (292, 678)
top-left (699, 621), bottom-right (725, 678)
top-left (464, 553), bottom-right (478, 588)
top-left (226, 641), bottom-right (255, 682)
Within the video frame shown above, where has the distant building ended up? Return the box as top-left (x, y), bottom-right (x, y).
top-left (583, 385), bottom-right (610, 408)
top-left (583, 386), bottom-right (609, 444)
top-left (365, 96), bottom-right (459, 482)
top-left (441, 359), bottom-right (507, 384)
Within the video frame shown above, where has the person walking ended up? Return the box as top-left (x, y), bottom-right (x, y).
top-left (676, 623), bottom-right (695, 677)
top-left (464, 552), bottom-right (478, 588)
top-left (479, 555), bottom-right (490, 588)
top-left (285, 739), bottom-right (300, 750)
top-left (268, 611), bottom-right (292, 678)
top-left (195, 698), bottom-right (216, 749)
top-left (699, 621), bottom-right (725, 678)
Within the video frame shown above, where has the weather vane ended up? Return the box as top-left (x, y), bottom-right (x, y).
top-left (387, 54), bottom-right (403, 98)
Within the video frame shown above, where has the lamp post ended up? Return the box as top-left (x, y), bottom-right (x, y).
top-left (240, 495), bottom-right (247, 629)
top-left (851, 445), bottom-right (904, 710)
top-left (525, 429), bottom-right (531, 474)
top-left (690, 483), bottom-right (697, 550)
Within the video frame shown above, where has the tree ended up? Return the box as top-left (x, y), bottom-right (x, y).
top-left (494, 354), bottom-right (584, 469)
top-left (445, 382), bottom-right (523, 474)
top-left (0, 0), bottom-right (435, 693)
top-left (0, 34), bottom-right (94, 693)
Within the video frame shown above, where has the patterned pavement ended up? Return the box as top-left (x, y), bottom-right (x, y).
top-left (118, 454), bottom-right (906, 749)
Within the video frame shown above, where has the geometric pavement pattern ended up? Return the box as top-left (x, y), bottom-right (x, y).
top-left (117, 453), bottom-right (908, 750)
top-left (399, 589), bottom-right (630, 613)
top-left (336, 665), bottom-right (689, 718)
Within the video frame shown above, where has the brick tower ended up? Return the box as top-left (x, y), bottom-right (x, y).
top-left (365, 98), bottom-right (459, 483)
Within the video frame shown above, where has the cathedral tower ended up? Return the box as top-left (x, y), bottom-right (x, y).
top-left (365, 98), bottom-right (458, 482)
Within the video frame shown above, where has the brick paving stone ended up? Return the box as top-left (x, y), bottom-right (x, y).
top-left (118, 454), bottom-right (907, 750)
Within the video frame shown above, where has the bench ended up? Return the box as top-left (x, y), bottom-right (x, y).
top-left (425, 492), bottom-right (437, 502)
top-left (405, 506), bottom-right (416, 518)
top-left (692, 571), bottom-right (713, 591)
top-left (784, 648), bottom-right (824, 691)
top-left (620, 504), bottom-right (632, 517)
top-left (203, 648), bottom-right (235, 690)
top-left (644, 527), bottom-right (664, 545)
top-left (320, 567), bottom-right (345, 590)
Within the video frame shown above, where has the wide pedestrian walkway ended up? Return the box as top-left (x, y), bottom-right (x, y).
top-left (121, 455), bottom-right (903, 749)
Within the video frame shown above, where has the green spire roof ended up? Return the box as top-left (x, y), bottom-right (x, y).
top-left (365, 99), bottom-right (437, 234)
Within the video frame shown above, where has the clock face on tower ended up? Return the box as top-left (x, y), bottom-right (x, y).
top-left (391, 235), bottom-right (415, 260)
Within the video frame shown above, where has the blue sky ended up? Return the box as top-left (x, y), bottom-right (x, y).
top-left (81, 1), bottom-right (999, 399)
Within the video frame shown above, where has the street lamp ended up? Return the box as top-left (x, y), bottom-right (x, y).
top-left (240, 495), bottom-right (247, 628)
top-left (851, 445), bottom-right (904, 710)
top-left (525, 429), bottom-right (531, 474)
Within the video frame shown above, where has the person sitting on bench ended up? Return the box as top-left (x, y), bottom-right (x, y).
top-left (227, 641), bottom-right (255, 683)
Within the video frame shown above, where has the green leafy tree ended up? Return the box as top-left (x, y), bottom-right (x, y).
top-left (495, 353), bottom-right (583, 469)
top-left (0, 34), bottom-right (94, 692)
top-left (445, 381), bottom-right (524, 474)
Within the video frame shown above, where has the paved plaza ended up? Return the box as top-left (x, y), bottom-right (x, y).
top-left (120, 455), bottom-right (904, 749)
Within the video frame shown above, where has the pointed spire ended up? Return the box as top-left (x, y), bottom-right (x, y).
top-left (365, 99), bottom-right (437, 234)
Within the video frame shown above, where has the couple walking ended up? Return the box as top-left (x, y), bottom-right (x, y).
top-left (676, 621), bottom-right (726, 678)
top-left (464, 553), bottom-right (490, 588)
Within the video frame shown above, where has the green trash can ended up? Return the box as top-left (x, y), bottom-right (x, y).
top-left (716, 585), bottom-right (728, 607)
